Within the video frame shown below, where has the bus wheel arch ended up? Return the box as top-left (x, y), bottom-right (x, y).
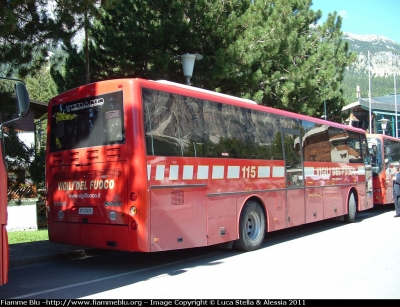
top-left (344, 189), bottom-right (358, 223)
top-left (234, 198), bottom-right (266, 252)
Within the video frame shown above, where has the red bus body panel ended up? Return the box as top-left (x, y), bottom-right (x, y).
top-left (46, 78), bottom-right (373, 253)
top-left (367, 133), bottom-right (399, 205)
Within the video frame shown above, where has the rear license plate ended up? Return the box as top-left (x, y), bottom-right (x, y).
top-left (79, 207), bottom-right (93, 215)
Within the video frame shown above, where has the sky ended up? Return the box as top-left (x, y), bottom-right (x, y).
top-left (311, 0), bottom-right (400, 43)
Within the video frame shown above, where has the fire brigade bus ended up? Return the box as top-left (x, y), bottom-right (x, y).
top-left (45, 78), bottom-right (373, 253)
top-left (367, 133), bottom-right (400, 205)
top-left (0, 78), bottom-right (30, 285)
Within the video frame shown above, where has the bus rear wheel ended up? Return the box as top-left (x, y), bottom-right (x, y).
top-left (344, 192), bottom-right (357, 223)
top-left (233, 201), bottom-right (265, 251)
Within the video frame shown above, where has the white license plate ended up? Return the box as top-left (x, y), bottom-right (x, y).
top-left (79, 207), bottom-right (93, 215)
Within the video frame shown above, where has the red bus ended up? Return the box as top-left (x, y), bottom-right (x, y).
top-left (45, 78), bottom-right (373, 253)
top-left (367, 133), bottom-right (400, 205)
top-left (0, 78), bottom-right (30, 285)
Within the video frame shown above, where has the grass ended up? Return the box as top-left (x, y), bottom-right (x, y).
top-left (8, 229), bottom-right (49, 244)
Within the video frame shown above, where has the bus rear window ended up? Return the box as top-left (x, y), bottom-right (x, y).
top-left (49, 91), bottom-right (125, 152)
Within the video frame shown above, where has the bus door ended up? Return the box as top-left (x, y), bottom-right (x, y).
top-left (282, 128), bottom-right (305, 227)
top-left (384, 144), bottom-right (396, 205)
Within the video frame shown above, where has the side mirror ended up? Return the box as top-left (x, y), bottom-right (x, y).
top-left (15, 82), bottom-right (30, 117)
top-left (0, 78), bottom-right (31, 130)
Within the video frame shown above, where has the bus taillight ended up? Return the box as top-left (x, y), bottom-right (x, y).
top-left (130, 192), bottom-right (138, 201)
top-left (131, 220), bottom-right (138, 230)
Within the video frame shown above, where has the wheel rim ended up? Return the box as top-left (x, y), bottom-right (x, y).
top-left (245, 211), bottom-right (261, 240)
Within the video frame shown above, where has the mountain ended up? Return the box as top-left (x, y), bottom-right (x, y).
top-left (342, 33), bottom-right (400, 104)
top-left (343, 33), bottom-right (400, 76)
top-left (344, 33), bottom-right (400, 53)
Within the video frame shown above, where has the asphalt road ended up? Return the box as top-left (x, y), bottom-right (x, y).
top-left (1, 205), bottom-right (399, 299)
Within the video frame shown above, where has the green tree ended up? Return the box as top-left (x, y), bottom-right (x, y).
top-left (28, 147), bottom-right (45, 189)
top-left (56, 0), bottom-right (355, 121)
top-left (0, 0), bottom-right (56, 78)
top-left (0, 79), bottom-right (19, 122)
top-left (1, 0), bottom-right (56, 193)
top-left (57, 0), bottom-right (250, 86)
top-left (342, 72), bottom-right (400, 105)
top-left (50, 43), bottom-right (87, 93)
top-left (51, 0), bottom-right (106, 84)
top-left (88, 0), bottom-right (193, 81)
top-left (25, 65), bottom-right (58, 103)
top-left (3, 126), bottom-right (34, 187)
top-left (210, 0), bottom-right (355, 120)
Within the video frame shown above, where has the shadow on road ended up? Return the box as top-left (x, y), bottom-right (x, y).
top-left (3, 204), bottom-right (394, 299)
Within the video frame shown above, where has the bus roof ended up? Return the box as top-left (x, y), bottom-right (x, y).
top-left (155, 80), bottom-right (258, 105)
top-left (153, 80), bottom-right (366, 135)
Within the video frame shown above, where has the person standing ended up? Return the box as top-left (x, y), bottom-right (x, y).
top-left (392, 167), bottom-right (400, 217)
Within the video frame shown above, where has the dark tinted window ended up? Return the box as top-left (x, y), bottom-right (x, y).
top-left (49, 91), bottom-right (125, 152)
top-left (143, 88), bottom-right (282, 159)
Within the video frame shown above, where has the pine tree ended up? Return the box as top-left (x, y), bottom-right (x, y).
top-left (50, 43), bottom-right (87, 93)
top-left (51, 0), bottom-right (106, 84)
top-left (25, 65), bottom-right (58, 103)
top-left (62, 0), bottom-right (252, 85)
top-left (57, 0), bottom-right (355, 120)
top-left (208, 0), bottom-right (356, 119)
top-left (0, 0), bottom-right (54, 78)
top-left (88, 0), bottom-right (197, 82)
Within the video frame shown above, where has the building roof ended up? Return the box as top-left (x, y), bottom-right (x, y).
top-left (3, 99), bottom-right (47, 132)
top-left (343, 94), bottom-right (400, 113)
top-left (28, 99), bottom-right (47, 119)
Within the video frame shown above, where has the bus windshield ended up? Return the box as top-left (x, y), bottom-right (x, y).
top-left (49, 91), bottom-right (125, 152)
top-left (368, 138), bottom-right (383, 175)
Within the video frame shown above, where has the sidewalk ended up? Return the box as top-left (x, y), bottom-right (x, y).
top-left (8, 241), bottom-right (104, 268)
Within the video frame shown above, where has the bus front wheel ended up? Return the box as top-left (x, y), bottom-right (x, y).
top-left (344, 192), bottom-right (357, 223)
top-left (233, 201), bottom-right (265, 251)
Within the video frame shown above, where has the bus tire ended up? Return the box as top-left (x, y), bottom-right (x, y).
top-left (233, 201), bottom-right (265, 252)
top-left (344, 192), bottom-right (357, 223)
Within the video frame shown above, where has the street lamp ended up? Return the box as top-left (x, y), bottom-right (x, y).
top-left (174, 53), bottom-right (203, 85)
top-left (378, 118), bottom-right (390, 135)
